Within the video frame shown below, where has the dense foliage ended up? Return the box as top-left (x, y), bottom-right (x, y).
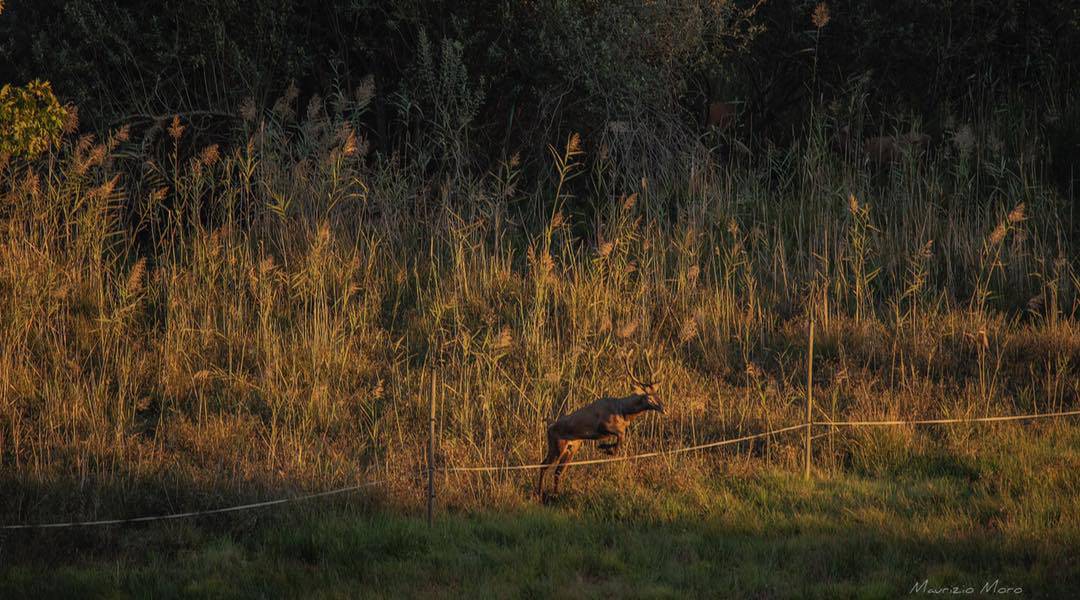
top-left (3, 1), bottom-right (1076, 154)
top-left (0, 1), bottom-right (754, 139)
top-left (0, 80), bottom-right (68, 158)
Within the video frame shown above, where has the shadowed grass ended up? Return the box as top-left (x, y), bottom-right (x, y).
top-left (3, 424), bottom-right (1078, 599)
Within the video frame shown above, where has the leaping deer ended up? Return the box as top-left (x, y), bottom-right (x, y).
top-left (536, 351), bottom-right (664, 500)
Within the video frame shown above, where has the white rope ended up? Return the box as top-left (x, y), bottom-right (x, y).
top-left (1, 479), bottom-right (384, 530)
top-left (443, 423), bottom-right (807, 473)
top-left (444, 408), bottom-right (1080, 473)
top-left (821, 408), bottom-right (1080, 427)
top-left (4, 408), bottom-right (1078, 529)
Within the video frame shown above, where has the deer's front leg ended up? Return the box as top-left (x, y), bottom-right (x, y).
top-left (598, 433), bottom-right (622, 455)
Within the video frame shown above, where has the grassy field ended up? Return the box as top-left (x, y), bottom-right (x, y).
top-left (3, 423), bottom-right (1079, 598)
top-left (1, 82), bottom-right (1078, 597)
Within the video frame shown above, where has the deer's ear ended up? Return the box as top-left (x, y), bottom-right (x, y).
top-left (635, 382), bottom-right (660, 397)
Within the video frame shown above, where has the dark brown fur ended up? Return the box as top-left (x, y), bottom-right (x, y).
top-left (837, 126), bottom-right (931, 164)
top-left (536, 383), bottom-right (663, 500)
top-left (706, 101), bottom-right (737, 131)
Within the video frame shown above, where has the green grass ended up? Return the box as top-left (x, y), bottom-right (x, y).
top-left (4, 425), bottom-right (1078, 599)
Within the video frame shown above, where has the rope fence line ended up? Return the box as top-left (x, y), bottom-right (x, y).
top-left (441, 408), bottom-right (1080, 474)
top-left (818, 408), bottom-right (1080, 427)
top-left (1, 425), bottom-right (806, 529)
top-left (4, 408), bottom-right (1079, 530)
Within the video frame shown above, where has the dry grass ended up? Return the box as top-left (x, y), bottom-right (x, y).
top-left (0, 96), bottom-right (1077, 522)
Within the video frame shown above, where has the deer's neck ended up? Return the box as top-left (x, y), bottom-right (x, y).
top-left (618, 394), bottom-right (649, 419)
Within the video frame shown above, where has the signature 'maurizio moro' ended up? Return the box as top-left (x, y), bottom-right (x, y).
top-left (909, 579), bottom-right (1023, 595)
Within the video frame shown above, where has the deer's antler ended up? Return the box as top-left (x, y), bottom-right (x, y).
top-left (624, 349), bottom-right (663, 386)
top-left (642, 349), bottom-right (659, 384)
top-left (623, 349), bottom-right (648, 387)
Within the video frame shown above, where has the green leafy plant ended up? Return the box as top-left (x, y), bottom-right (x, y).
top-left (0, 79), bottom-right (68, 158)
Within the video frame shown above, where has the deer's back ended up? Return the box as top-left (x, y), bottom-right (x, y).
top-left (549, 397), bottom-right (627, 440)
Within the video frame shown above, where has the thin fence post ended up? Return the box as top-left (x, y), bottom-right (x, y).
top-left (805, 319), bottom-right (815, 480)
top-left (427, 374), bottom-right (436, 528)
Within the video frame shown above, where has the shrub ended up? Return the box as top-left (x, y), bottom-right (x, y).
top-left (0, 79), bottom-right (68, 159)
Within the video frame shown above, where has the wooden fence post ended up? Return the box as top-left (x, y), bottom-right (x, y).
top-left (805, 319), bottom-right (815, 480)
top-left (427, 374), bottom-right (436, 527)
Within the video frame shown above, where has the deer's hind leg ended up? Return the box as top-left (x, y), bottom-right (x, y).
top-left (551, 441), bottom-right (579, 495)
top-left (537, 433), bottom-right (566, 500)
